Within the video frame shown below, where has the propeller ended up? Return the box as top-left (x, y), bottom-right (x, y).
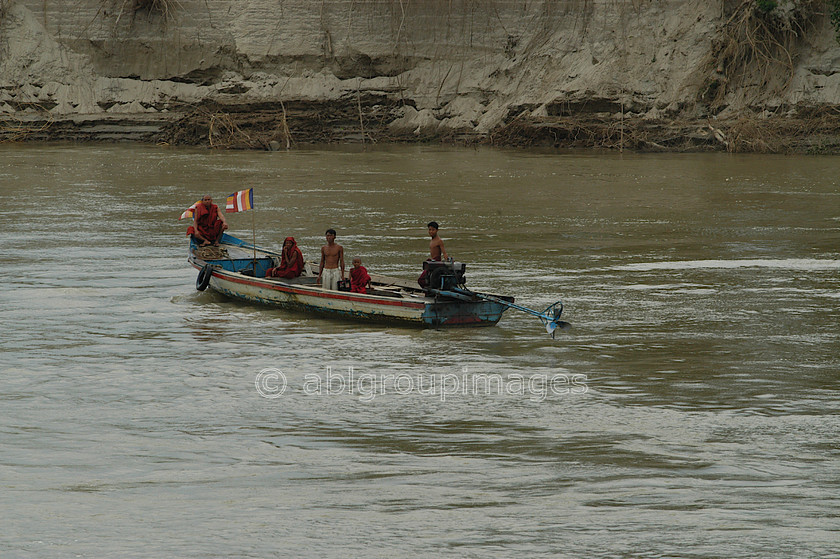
top-left (538, 301), bottom-right (570, 339)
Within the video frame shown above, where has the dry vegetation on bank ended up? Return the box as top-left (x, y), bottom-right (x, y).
top-left (6, 98), bottom-right (840, 154)
top-left (148, 98), bottom-right (840, 155)
top-left (698, 0), bottom-right (825, 110)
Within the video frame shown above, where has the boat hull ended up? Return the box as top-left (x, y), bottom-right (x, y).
top-left (187, 236), bottom-right (511, 327)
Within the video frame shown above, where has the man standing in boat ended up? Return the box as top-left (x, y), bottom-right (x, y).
top-left (318, 229), bottom-right (345, 290)
top-left (427, 221), bottom-right (448, 261)
top-left (192, 195), bottom-right (228, 247)
top-left (418, 221), bottom-right (449, 287)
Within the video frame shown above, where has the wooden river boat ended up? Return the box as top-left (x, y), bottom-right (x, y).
top-left (188, 234), bottom-right (568, 334)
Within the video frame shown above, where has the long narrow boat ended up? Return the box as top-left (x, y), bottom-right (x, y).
top-left (187, 234), bottom-right (568, 333)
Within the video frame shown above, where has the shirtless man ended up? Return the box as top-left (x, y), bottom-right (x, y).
top-left (318, 229), bottom-right (345, 290)
top-left (427, 221), bottom-right (449, 261)
top-left (418, 221), bottom-right (449, 288)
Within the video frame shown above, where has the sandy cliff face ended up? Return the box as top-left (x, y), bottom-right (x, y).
top-left (1, 0), bottom-right (839, 150)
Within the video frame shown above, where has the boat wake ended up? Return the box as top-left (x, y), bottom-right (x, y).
top-left (613, 259), bottom-right (840, 272)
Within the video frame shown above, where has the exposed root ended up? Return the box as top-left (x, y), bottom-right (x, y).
top-left (161, 105), bottom-right (299, 149)
top-left (277, 100), bottom-right (293, 150)
top-left (485, 105), bottom-right (840, 154)
top-left (0, 107), bottom-right (55, 143)
top-left (208, 111), bottom-right (256, 149)
top-left (134, 0), bottom-right (182, 16)
top-left (113, 0), bottom-right (182, 25)
top-left (720, 105), bottom-right (840, 153)
top-left (487, 115), bottom-right (692, 151)
top-left (158, 97), bottom-right (398, 149)
top-left (698, 0), bottom-right (823, 111)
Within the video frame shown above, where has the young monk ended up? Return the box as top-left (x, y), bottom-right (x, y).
top-left (318, 228), bottom-right (344, 290)
top-left (267, 237), bottom-right (304, 279)
top-left (349, 257), bottom-right (371, 294)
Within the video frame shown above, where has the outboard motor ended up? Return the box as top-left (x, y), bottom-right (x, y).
top-left (423, 260), bottom-right (467, 291)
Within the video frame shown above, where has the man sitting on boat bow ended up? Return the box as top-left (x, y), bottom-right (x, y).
top-left (192, 195), bottom-right (228, 247)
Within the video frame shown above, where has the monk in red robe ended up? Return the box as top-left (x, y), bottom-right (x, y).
top-left (350, 257), bottom-right (371, 294)
top-left (267, 237), bottom-right (304, 279)
top-left (193, 195), bottom-right (228, 246)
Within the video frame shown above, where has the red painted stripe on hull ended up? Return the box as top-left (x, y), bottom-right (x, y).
top-left (203, 267), bottom-right (426, 310)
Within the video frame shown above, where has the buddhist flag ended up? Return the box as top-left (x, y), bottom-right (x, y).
top-left (226, 188), bottom-right (254, 213)
top-left (179, 200), bottom-right (201, 220)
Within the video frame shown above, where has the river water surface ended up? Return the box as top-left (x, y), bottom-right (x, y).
top-left (1, 144), bottom-right (839, 558)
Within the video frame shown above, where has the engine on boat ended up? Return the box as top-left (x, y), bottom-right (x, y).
top-left (423, 260), bottom-right (467, 291)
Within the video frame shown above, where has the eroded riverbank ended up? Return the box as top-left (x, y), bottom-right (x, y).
top-left (4, 1), bottom-right (840, 154)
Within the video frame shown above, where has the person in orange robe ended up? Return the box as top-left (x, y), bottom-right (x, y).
top-left (349, 257), bottom-right (371, 294)
top-left (192, 195), bottom-right (228, 246)
top-left (267, 237), bottom-right (304, 279)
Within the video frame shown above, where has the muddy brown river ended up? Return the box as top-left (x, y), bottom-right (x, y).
top-left (1, 144), bottom-right (838, 557)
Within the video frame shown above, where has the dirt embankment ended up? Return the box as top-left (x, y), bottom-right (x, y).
top-left (2, 0), bottom-right (840, 153)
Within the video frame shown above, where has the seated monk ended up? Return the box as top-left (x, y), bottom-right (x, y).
top-left (193, 195), bottom-right (228, 246)
top-left (267, 237), bottom-right (304, 279)
top-left (350, 257), bottom-right (371, 294)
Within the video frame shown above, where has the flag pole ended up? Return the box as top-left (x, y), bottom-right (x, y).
top-left (251, 204), bottom-right (257, 272)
